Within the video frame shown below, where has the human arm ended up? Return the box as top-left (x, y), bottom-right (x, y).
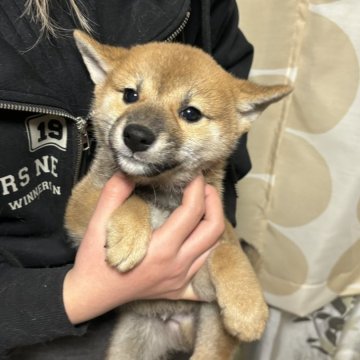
top-left (0, 171), bottom-right (224, 354)
top-left (0, 261), bottom-right (85, 353)
top-left (0, 172), bottom-right (223, 351)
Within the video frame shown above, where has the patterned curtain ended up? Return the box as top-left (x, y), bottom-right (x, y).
top-left (234, 0), bottom-right (360, 358)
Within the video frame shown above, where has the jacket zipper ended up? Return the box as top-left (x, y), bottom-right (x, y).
top-left (165, 10), bottom-right (191, 42)
top-left (0, 100), bottom-right (89, 184)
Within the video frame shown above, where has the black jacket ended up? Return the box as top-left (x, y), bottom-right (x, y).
top-left (0, 0), bottom-right (253, 353)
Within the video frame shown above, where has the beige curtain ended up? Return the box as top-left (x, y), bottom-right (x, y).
top-left (235, 0), bottom-right (360, 317)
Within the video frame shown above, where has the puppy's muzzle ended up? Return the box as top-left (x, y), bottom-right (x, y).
top-left (123, 124), bottom-right (156, 153)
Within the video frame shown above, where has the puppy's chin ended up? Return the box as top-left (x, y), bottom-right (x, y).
top-left (116, 155), bottom-right (178, 178)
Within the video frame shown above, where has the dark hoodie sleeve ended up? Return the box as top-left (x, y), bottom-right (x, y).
top-left (209, 0), bottom-right (254, 78)
top-left (0, 259), bottom-right (86, 355)
top-left (209, 0), bottom-right (254, 226)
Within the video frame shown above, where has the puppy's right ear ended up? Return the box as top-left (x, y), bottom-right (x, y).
top-left (73, 30), bottom-right (128, 85)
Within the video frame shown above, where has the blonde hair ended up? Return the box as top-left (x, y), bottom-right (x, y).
top-left (24, 0), bottom-right (92, 38)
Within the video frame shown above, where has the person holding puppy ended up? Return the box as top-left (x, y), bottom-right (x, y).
top-left (0, 0), bottom-right (254, 358)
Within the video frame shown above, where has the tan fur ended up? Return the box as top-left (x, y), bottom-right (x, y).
top-left (191, 304), bottom-right (238, 360)
top-left (65, 175), bottom-right (102, 245)
top-left (208, 226), bottom-right (268, 341)
top-left (106, 194), bottom-right (151, 271)
top-left (65, 30), bottom-right (292, 360)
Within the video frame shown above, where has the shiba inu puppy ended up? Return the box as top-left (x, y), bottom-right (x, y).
top-left (65, 30), bottom-right (291, 360)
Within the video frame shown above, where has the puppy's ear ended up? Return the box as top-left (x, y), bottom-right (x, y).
top-left (235, 80), bottom-right (292, 131)
top-left (73, 30), bottom-right (128, 84)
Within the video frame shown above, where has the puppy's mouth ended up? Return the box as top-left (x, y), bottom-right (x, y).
top-left (109, 122), bottom-right (180, 177)
top-left (115, 152), bottom-right (179, 177)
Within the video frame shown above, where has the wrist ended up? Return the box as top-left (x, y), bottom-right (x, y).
top-left (63, 268), bottom-right (89, 325)
top-left (62, 266), bottom-right (134, 325)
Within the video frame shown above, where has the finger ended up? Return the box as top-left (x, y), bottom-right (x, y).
top-left (153, 175), bottom-right (206, 249)
top-left (93, 172), bottom-right (134, 225)
top-left (168, 284), bottom-right (200, 301)
top-left (185, 242), bottom-right (218, 285)
top-left (180, 242), bottom-right (219, 301)
top-left (162, 243), bottom-right (217, 302)
top-left (180, 184), bottom-right (224, 259)
top-left (178, 284), bottom-right (199, 301)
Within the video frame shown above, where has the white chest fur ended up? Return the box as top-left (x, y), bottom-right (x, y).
top-left (150, 205), bottom-right (171, 229)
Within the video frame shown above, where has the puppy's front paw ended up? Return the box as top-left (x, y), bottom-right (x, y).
top-left (221, 294), bottom-right (268, 342)
top-left (105, 223), bottom-right (150, 272)
top-left (104, 195), bottom-right (152, 272)
top-left (209, 242), bottom-right (269, 342)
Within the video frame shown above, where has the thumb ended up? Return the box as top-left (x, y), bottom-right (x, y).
top-left (92, 172), bottom-right (134, 226)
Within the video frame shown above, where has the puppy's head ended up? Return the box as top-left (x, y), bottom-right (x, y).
top-left (74, 30), bottom-right (291, 184)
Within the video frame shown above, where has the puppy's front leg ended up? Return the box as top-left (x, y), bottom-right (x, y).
top-left (106, 194), bottom-right (151, 272)
top-left (65, 175), bottom-right (102, 246)
top-left (208, 223), bottom-right (268, 342)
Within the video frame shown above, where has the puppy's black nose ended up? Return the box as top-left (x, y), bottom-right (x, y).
top-left (123, 124), bottom-right (156, 152)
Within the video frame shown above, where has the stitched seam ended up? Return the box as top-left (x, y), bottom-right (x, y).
top-left (263, 0), bottom-right (310, 222)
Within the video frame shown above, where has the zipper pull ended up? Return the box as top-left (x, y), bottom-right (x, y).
top-left (76, 116), bottom-right (90, 151)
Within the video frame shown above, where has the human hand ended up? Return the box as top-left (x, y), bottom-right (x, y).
top-left (63, 172), bottom-right (224, 324)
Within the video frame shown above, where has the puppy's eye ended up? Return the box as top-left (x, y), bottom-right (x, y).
top-left (180, 107), bottom-right (202, 122)
top-left (123, 88), bottom-right (139, 104)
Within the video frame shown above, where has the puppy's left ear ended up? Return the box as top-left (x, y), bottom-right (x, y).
top-left (235, 80), bottom-right (292, 130)
top-left (74, 30), bottom-right (128, 85)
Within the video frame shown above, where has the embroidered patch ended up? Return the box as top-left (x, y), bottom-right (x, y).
top-left (26, 114), bottom-right (67, 152)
